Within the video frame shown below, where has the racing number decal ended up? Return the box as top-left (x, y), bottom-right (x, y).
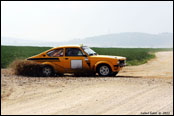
top-left (71, 60), bottom-right (82, 69)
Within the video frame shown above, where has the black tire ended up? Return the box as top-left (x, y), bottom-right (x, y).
top-left (41, 65), bottom-right (54, 77)
top-left (97, 64), bottom-right (112, 76)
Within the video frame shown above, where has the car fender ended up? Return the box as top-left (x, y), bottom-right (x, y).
top-left (41, 62), bottom-right (55, 69)
top-left (94, 61), bottom-right (114, 72)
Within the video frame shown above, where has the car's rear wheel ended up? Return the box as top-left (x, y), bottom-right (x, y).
top-left (97, 64), bottom-right (111, 76)
top-left (42, 65), bottom-right (54, 77)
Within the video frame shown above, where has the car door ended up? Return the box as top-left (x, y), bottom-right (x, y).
top-left (46, 48), bottom-right (65, 72)
top-left (64, 47), bottom-right (90, 72)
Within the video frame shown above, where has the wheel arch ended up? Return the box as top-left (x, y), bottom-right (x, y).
top-left (41, 62), bottom-right (55, 71)
top-left (94, 61), bottom-right (114, 72)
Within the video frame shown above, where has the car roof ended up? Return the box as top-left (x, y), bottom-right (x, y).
top-left (53, 45), bottom-right (87, 49)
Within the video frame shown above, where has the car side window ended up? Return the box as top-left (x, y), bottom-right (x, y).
top-left (47, 48), bottom-right (64, 57)
top-left (65, 48), bottom-right (84, 56)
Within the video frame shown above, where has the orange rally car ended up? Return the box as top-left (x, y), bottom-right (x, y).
top-left (27, 45), bottom-right (126, 77)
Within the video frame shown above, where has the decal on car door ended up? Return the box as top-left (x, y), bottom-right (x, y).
top-left (71, 60), bottom-right (82, 69)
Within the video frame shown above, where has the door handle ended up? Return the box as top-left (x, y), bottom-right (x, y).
top-left (65, 58), bottom-right (69, 60)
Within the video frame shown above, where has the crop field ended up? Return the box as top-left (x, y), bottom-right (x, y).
top-left (1, 45), bottom-right (173, 68)
top-left (1, 46), bottom-right (51, 68)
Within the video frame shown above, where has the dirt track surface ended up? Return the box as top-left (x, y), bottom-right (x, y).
top-left (1, 52), bottom-right (173, 115)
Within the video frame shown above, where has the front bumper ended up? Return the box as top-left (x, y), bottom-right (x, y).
top-left (113, 60), bottom-right (126, 70)
top-left (114, 63), bottom-right (126, 68)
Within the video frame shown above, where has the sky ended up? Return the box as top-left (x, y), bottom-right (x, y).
top-left (1, 1), bottom-right (173, 42)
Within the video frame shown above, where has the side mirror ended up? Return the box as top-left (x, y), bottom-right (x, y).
top-left (83, 55), bottom-right (87, 57)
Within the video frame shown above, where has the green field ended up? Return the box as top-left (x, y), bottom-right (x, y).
top-left (1, 45), bottom-right (173, 68)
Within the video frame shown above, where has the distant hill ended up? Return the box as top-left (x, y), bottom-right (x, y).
top-left (1, 37), bottom-right (56, 47)
top-left (61, 32), bottom-right (173, 48)
top-left (1, 32), bottom-right (173, 48)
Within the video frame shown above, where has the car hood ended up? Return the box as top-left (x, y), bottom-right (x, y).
top-left (90, 55), bottom-right (126, 60)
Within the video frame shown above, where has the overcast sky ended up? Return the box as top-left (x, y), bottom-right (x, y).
top-left (1, 1), bottom-right (173, 42)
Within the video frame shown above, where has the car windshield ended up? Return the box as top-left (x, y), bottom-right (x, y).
top-left (81, 46), bottom-right (97, 56)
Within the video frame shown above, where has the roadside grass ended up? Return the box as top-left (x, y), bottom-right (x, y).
top-left (1, 45), bottom-right (173, 68)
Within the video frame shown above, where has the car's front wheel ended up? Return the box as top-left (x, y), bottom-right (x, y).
top-left (42, 65), bottom-right (54, 77)
top-left (97, 64), bottom-right (111, 76)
